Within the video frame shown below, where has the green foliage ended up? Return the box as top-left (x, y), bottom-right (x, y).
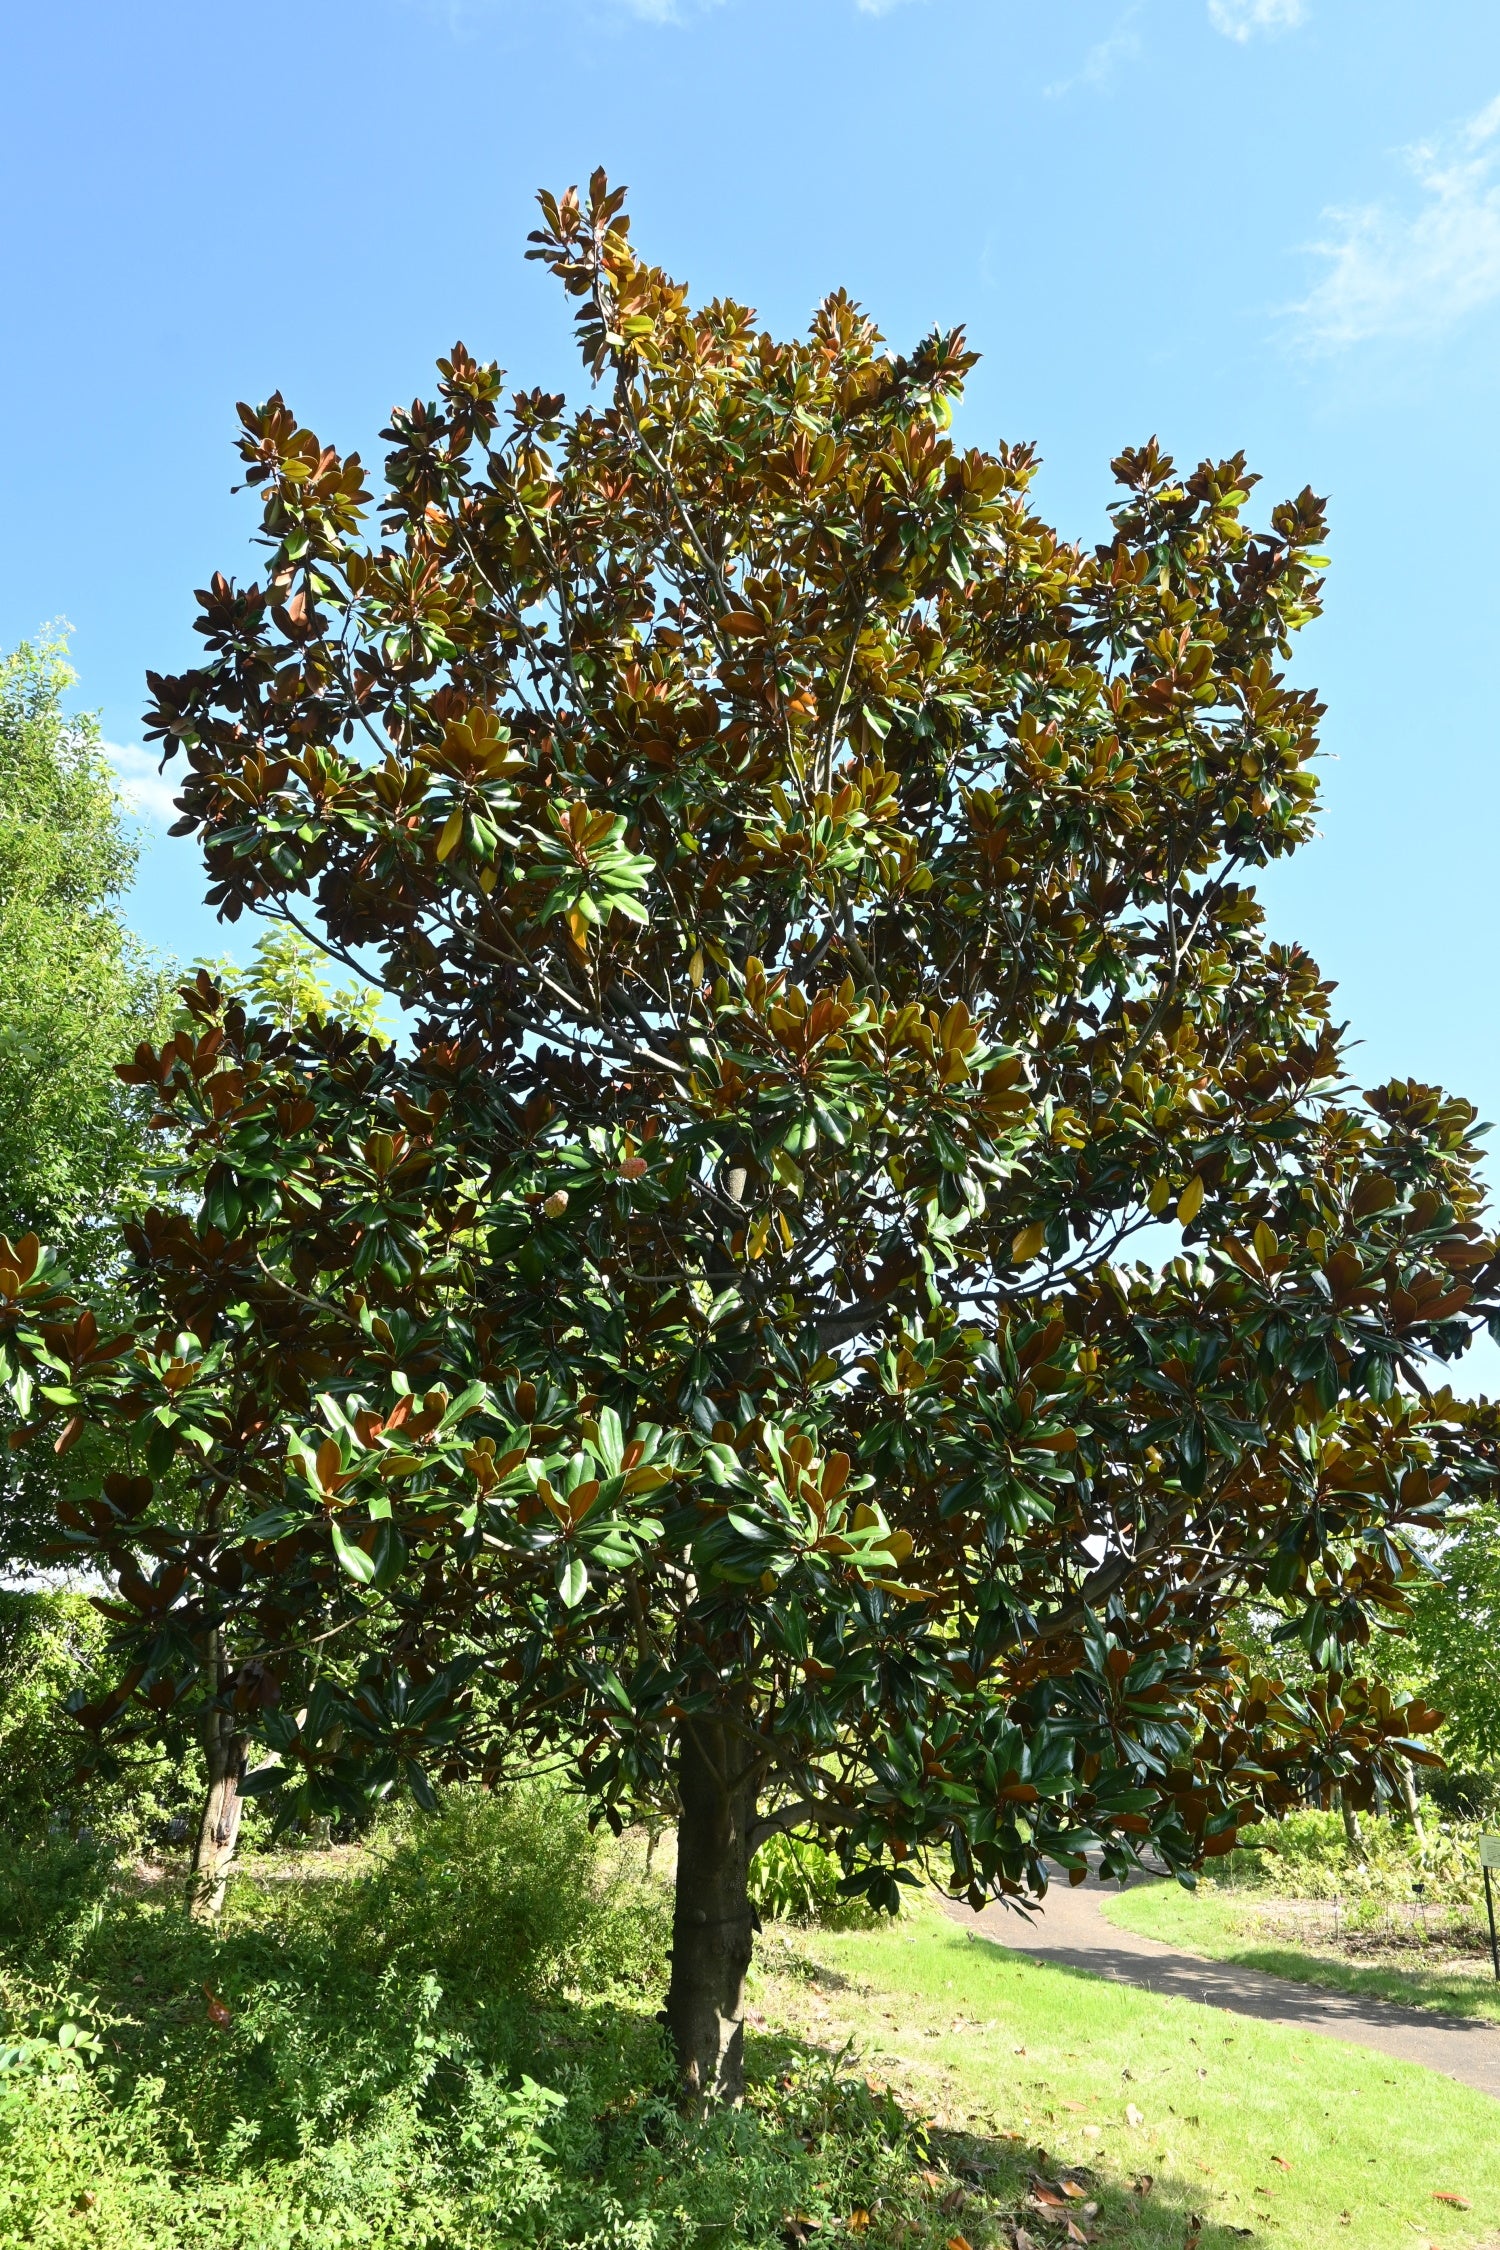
top-left (326, 1784), bottom-right (670, 2002)
top-left (0, 1794), bottom-right (945, 2249)
top-left (0, 634), bottom-right (171, 1253)
top-left (8, 180), bottom-right (1500, 2096)
top-left (1403, 1505), bottom-right (1500, 1772)
top-left (193, 924), bottom-right (390, 1040)
top-left (0, 633), bottom-right (175, 1568)
top-left (749, 1831), bottom-right (881, 1930)
top-left (1203, 1805), bottom-right (1484, 1910)
top-left (0, 1592), bottom-right (198, 1853)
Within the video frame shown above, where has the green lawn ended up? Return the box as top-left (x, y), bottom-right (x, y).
top-left (751, 1901), bottom-right (1500, 2250)
top-left (1100, 1881), bottom-right (1500, 2027)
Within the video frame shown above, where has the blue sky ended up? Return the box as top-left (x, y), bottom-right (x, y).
top-left (4, 0), bottom-right (1498, 1382)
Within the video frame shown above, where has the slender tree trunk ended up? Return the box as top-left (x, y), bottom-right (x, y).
top-left (189, 1634), bottom-right (247, 1922)
top-left (1397, 1758), bottom-right (1426, 1844)
top-left (665, 1718), bottom-right (757, 2105)
top-left (1339, 1788), bottom-right (1364, 1859)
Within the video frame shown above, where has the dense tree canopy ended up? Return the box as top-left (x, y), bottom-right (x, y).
top-left (6, 175), bottom-right (1499, 2096)
top-left (0, 635), bottom-right (173, 1569)
top-left (0, 636), bottom-right (169, 1254)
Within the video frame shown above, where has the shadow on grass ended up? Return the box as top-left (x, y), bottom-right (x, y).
top-left (745, 2018), bottom-right (1259, 2250)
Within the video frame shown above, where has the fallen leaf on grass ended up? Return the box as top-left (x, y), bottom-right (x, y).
top-left (1432, 2192), bottom-right (1472, 2209)
top-left (1125, 2103), bottom-right (1144, 2128)
top-left (1271, 2155), bottom-right (1291, 2171)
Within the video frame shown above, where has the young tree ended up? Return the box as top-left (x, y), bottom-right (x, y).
top-left (7, 176), bottom-right (1499, 2091)
top-left (195, 924), bottom-right (391, 1041)
top-left (0, 635), bottom-right (173, 1571)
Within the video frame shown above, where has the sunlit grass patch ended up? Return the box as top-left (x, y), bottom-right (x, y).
top-left (752, 1900), bottom-right (1500, 2249)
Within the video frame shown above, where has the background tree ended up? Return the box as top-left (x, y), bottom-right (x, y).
top-left (1403, 1506), bottom-right (1500, 1780)
top-left (8, 175), bottom-right (1500, 2097)
top-left (0, 634), bottom-right (173, 1571)
top-left (194, 924), bottom-right (390, 1041)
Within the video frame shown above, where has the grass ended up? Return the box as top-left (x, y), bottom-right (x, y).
top-left (754, 1901), bottom-right (1500, 2249)
top-left (5, 1805), bottom-right (1499, 2249)
top-left (1100, 1880), bottom-right (1500, 2027)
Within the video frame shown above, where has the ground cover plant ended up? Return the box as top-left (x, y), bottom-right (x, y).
top-left (7, 1797), bottom-right (1497, 2250)
top-left (1102, 1807), bottom-right (1500, 2023)
top-left (7, 169), bottom-right (1500, 2103)
top-left (1, 1788), bottom-right (945, 2250)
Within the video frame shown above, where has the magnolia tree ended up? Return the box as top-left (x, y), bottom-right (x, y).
top-left (5, 175), bottom-right (1499, 2097)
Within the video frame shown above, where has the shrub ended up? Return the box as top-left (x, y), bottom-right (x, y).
top-left (0, 1786), bottom-right (949, 2248)
top-left (748, 1832), bottom-right (883, 1930)
top-left (320, 1781), bottom-right (671, 2007)
top-left (0, 1591), bottom-right (199, 1854)
top-left (1423, 1767), bottom-right (1500, 1823)
top-left (1207, 1807), bottom-right (1486, 1915)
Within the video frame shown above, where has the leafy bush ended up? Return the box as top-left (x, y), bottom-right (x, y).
top-left (1423, 1766), bottom-right (1500, 1823)
top-left (0, 1591), bottom-right (200, 1854)
top-left (0, 1785), bottom-right (949, 2248)
top-left (749, 1832), bottom-right (883, 1930)
top-left (326, 1783), bottom-right (670, 2004)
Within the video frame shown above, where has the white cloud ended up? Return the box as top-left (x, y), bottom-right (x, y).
top-left (1293, 96), bottom-right (1500, 348)
top-left (610, 0), bottom-right (723, 16)
top-left (1046, 5), bottom-right (1141, 97)
top-left (1209, 0), bottom-right (1304, 40)
top-left (104, 741), bottom-right (181, 827)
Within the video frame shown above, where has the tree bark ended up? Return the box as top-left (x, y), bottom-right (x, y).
top-left (1397, 1758), bottom-right (1426, 1844)
top-left (665, 1718), bottom-right (757, 2105)
top-left (189, 1636), bottom-right (247, 1922)
top-left (1339, 1788), bottom-right (1364, 1859)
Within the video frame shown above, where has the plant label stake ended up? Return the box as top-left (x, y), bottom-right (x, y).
top-left (1480, 1837), bottom-right (1500, 1981)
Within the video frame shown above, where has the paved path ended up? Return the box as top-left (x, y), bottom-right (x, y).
top-left (943, 1877), bottom-right (1500, 2100)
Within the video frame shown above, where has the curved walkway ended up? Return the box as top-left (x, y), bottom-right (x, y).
top-left (943, 1876), bottom-right (1500, 2100)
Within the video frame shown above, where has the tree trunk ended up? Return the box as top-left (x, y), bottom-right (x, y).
top-left (1397, 1758), bottom-right (1426, 1844)
top-left (665, 1718), bottom-right (757, 2105)
top-left (189, 1637), bottom-right (247, 1922)
top-left (1339, 1789), bottom-right (1364, 1859)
